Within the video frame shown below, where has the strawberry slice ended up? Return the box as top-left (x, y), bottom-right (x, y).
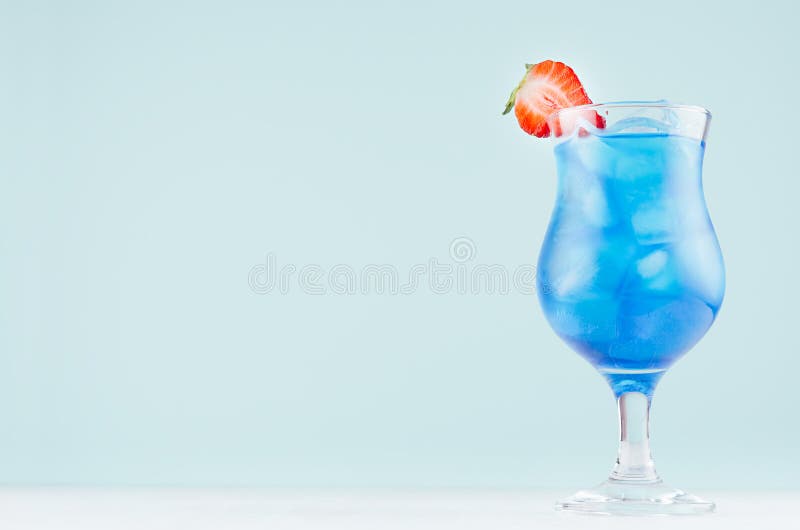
top-left (502, 60), bottom-right (602, 137)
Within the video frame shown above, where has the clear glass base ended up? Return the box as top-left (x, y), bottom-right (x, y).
top-left (556, 479), bottom-right (715, 516)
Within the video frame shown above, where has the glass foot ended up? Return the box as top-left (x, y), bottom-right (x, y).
top-left (556, 479), bottom-right (715, 516)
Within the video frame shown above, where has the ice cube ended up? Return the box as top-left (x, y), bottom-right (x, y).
top-left (630, 201), bottom-right (676, 245)
top-left (636, 249), bottom-right (668, 278)
top-left (612, 137), bottom-right (667, 183)
top-left (634, 249), bottom-right (675, 291)
top-left (579, 181), bottom-right (612, 227)
top-left (555, 135), bottom-right (618, 189)
top-left (546, 241), bottom-right (599, 298)
top-left (557, 137), bottom-right (616, 227)
top-left (558, 173), bottom-right (613, 228)
top-left (563, 133), bottom-right (616, 181)
top-left (673, 232), bottom-right (725, 307)
top-left (604, 116), bottom-right (673, 136)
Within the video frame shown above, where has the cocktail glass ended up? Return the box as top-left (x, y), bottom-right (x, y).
top-left (537, 103), bottom-right (724, 515)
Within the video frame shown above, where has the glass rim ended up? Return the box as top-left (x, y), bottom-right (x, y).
top-left (549, 101), bottom-right (712, 120)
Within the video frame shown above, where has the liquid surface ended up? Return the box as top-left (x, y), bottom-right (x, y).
top-left (537, 132), bottom-right (724, 394)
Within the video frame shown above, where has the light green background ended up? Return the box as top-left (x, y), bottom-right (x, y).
top-left (2, 0), bottom-right (798, 488)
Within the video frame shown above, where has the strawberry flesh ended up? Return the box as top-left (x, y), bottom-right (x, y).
top-left (503, 60), bottom-right (600, 138)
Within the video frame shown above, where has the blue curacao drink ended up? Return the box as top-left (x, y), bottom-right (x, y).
top-left (536, 124), bottom-right (724, 396)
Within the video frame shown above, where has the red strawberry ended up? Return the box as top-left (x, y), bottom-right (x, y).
top-left (502, 60), bottom-right (602, 137)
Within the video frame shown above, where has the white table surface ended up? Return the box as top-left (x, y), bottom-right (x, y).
top-left (0, 489), bottom-right (795, 529)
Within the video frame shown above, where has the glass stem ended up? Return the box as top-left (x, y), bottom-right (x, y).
top-left (610, 391), bottom-right (660, 483)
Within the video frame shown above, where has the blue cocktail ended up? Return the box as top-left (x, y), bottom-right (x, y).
top-left (537, 103), bottom-right (724, 514)
top-left (538, 129), bottom-right (724, 395)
